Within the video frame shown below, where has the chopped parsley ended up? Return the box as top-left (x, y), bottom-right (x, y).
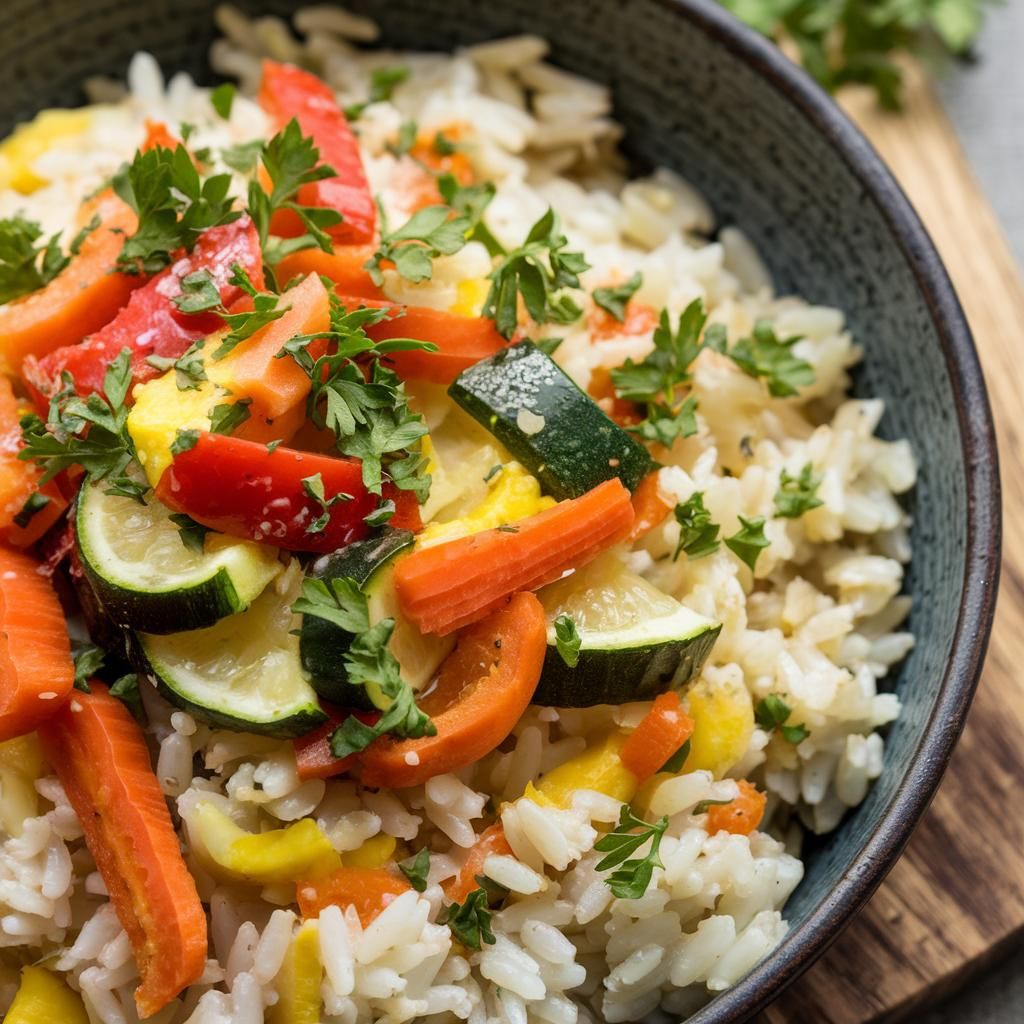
top-left (363, 498), bottom-right (396, 528)
top-left (440, 887), bottom-right (496, 951)
top-left (387, 119), bottom-right (418, 157)
top-left (436, 176), bottom-right (503, 257)
top-left (300, 472), bottom-right (353, 534)
top-left (221, 139), bottom-right (265, 175)
top-left (109, 673), bottom-right (145, 722)
top-left (0, 213), bottom-right (98, 304)
top-left (483, 208), bottom-right (589, 339)
top-left (724, 514), bottom-right (770, 572)
top-left (71, 642), bottom-right (105, 693)
top-left (12, 492), bottom-right (50, 529)
top-left (672, 492), bottom-right (720, 561)
top-left (171, 429), bottom-right (200, 456)
top-left (773, 463), bottom-right (824, 518)
top-left (711, 319), bottom-right (814, 398)
top-left (628, 396), bottom-right (698, 447)
top-left (146, 340), bottom-right (208, 391)
top-left (208, 399), bottom-right (252, 435)
top-left (432, 131), bottom-right (458, 156)
top-left (593, 272), bottom-right (642, 323)
top-left (754, 694), bottom-right (809, 745)
top-left (553, 614), bottom-right (582, 668)
top-left (365, 204), bottom-right (470, 285)
top-left (399, 848), bottom-right (431, 892)
top-left (211, 263), bottom-right (289, 359)
top-left (168, 512), bottom-right (211, 554)
top-left (659, 738), bottom-right (691, 774)
top-left (210, 82), bottom-right (235, 119)
top-left (172, 269), bottom-right (222, 314)
top-left (594, 804), bottom-right (669, 900)
top-left (344, 65), bottom-right (410, 120)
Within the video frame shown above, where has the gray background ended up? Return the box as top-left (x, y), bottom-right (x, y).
top-left (909, 2), bottom-right (1022, 1020)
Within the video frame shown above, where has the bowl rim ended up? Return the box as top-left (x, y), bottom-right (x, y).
top-left (653, 1), bottom-right (1002, 1020)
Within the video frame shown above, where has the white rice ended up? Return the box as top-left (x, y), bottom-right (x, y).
top-left (0, 4), bottom-right (919, 1021)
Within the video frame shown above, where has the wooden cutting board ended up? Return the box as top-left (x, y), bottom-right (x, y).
top-left (756, 65), bottom-right (1024, 1024)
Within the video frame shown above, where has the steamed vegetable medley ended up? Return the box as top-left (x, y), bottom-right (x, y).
top-left (0, 25), bottom-right (915, 1024)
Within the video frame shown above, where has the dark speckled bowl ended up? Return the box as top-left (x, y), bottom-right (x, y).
top-left (0, 0), bottom-right (1001, 1019)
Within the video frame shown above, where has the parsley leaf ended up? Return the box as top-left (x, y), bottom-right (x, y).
top-left (440, 887), bottom-right (496, 951)
top-left (554, 614), bottom-right (582, 668)
top-left (0, 214), bottom-right (97, 304)
top-left (301, 472), bottom-right (353, 534)
top-left (147, 340), bottom-right (208, 391)
top-left (724, 514), bottom-right (770, 572)
top-left (208, 399), bottom-right (252, 435)
top-left (399, 848), bottom-right (431, 892)
top-left (172, 270), bottom-right (222, 314)
top-left (344, 65), bottom-right (410, 120)
top-left (433, 131), bottom-right (458, 156)
top-left (659, 738), bottom-right (691, 774)
top-left (773, 463), bottom-right (824, 518)
top-left (627, 396), bottom-right (698, 447)
top-left (12, 492), bottom-right (50, 529)
top-left (436, 175), bottom-right (504, 257)
top-left (713, 319), bottom-right (814, 398)
top-left (293, 576), bottom-right (369, 633)
top-left (672, 492), bottom-right (720, 561)
top-left (211, 263), bottom-right (290, 359)
top-left (210, 82), bottom-right (235, 119)
top-left (594, 805), bottom-right (669, 900)
top-left (593, 272), bottom-right (642, 322)
top-left (71, 642), bottom-right (105, 693)
top-left (483, 208), bottom-right (589, 339)
top-left (754, 694), bottom-right (809, 745)
top-left (168, 512), bottom-right (210, 554)
top-left (387, 119), bottom-right (418, 157)
top-left (109, 673), bottom-right (145, 722)
top-left (365, 204), bottom-right (470, 285)
top-left (363, 499), bottom-right (395, 528)
top-left (221, 139), bottom-right (265, 175)
top-left (171, 429), bottom-right (200, 455)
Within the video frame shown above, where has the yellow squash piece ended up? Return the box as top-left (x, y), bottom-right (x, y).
top-left (0, 734), bottom-right (46, 837)
top-left (684, 675), bottom-right (755, 778)
top-left (192, 803), bottom-right (341, 885)
top-left (269, 921), bottom-right (322, 1024)
top-left (342, 833), bottom-right (397, 869)
top-left (5, 966), bottom-right (89, 1024)
top-left (418, 461), bottom-right (555, 548)
top-left (449, 278), bottom-right (489, 317)
top-left (530, 732), bottom-right (637, 812)
top-left (0, 109), bottom-right (93, 194)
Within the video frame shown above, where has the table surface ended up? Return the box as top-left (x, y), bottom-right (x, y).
top-left (890, 4), bottom-right (1024, 1021)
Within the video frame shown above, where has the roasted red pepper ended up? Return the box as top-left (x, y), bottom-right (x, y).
top-left (294, 707), bottom-right (377, 780)
top-left (24, 217), bottom-right (264, 403)
top-left (155, 433), bottom-right (420, 552)
top-left (258, 61), bottom-right (377, 245)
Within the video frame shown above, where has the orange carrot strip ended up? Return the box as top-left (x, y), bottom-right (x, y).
top-left (0, 547), bottom-right (74, 739)
top-left (296, 867), bottom-right (410, 925)
top-left (587, 366), bottom-right (644, 428)
top-left (140, 119), bottom-right (180, 152)
top-left (224, 273), bottom-right (330, 420)
top-left (444, 824), bottom-right (513, 903)
top-left (0, 192), bottom-right (141, 371)
top-left (628, 471), bottom-right (672, 543)
top-left (619, 692), bottom-right (695, 784)
top-left (38, 685), bottom-right (207, 1017)
top-left (275, 245), bottom-right (385, 300)
top-left (359, 593), bottom-right (547, 788)
top-left (394, 479), bottom-right (634, 636)
top-left (705, 779), bottom-right (767, 836)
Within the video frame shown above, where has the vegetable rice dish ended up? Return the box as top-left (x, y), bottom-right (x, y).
top-left (0, 6), bottom-right (916, 1023)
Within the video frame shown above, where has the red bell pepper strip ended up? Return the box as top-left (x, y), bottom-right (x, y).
top-left (24, 216), bottom-right (264, 402)
top-left (294, 706), bottom-right (377, 781)
top-left (259, 60), bottom-right (376, 245)
top-left (155, 433), bottom-right (420, 552)
top-left (38, 685), bottom-right (208, 1017)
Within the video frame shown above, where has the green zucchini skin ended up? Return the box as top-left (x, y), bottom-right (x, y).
top-left (448, 341), bottom-right (654, 500)
top-left (300, 529), bottom-right (414, 708)
top-left (533, 623), bottom-right (722, 708)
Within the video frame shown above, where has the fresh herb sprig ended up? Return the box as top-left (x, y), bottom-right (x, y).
top-left (554, 614), bottom-right (582, 668)
top-left (672, 492), bottom-right (721, 561)
top-left (0, 213), bottom-right (99, 305)
top-left (773, 463), bottom-right (824, 518)
top-left (365, 204), bottom-right (470, 285)
top-left (755, 694), bottom-right (809, 745)
top-left (399, 848), bottom-right (431, 892)
top-left (710, 319), bottom-right (814, 398)
top-left (483, 208), bottom-right (589, 339)
top-left (724, 514), bottom-right (770, 572)
top-left (344, 65), bottom-right (410, 120)
top-left (293, 576), bottom-right (435, 756)
top-left (594, 805), bottom-right (669, 900)
top-left (440, 886), bottom-right (497, 950)
top-left (593, 272), bottom-right (643, 323)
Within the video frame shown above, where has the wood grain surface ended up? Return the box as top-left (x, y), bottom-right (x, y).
top-left (757, 66), bottom-right (1024, 1024)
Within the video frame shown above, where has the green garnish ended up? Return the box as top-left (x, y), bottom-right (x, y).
top-left (483, 208), bottom-right (589, 339)
top-left (710, 319), bottom-right (814, 398)
top-left (399, 848), bottom-right (431, 892)
top-left (344, 65), bottom-right (410, 120)
top-left (168, 512), bottom-right (211, 554)
top-left (146, 340), bottom-right (208, 392)
top-left (210, 82), bottom-right (235, 119)
top-left (71, 642), bottom-right (105, 693)
top-left (208, 399), bottom-right (252, 435)
top-left (12, 492), bottom-right (50, 529)
top-left (436, 176), bottom-right (503, 257)
top-left (170, 429), bottom-right (200, 455)
top-left (724, 514), bottom-right (770, 572)
top-left (554, 614), bottom-right (582, 668)
top-left (754, 694), bottom-right (809, 745)
top-left (433, 131), bottom-right (458, 156)
top-left (221, 139), bottom-right (265, 175)
top-left (627, 396), bottom-right (698, 447)
top-left (387, 119), bottom-right (418, 157)
top-left (363, 499), bottom-right (396, 528)
top-left (0, 213), bottom-right (98, 304)
top-left (365, 204), bottom-right (470, 285)
top-left (211, 263), bottom-right (289, 359)
top-left (672, 492), bottom-right (720, 561)
top-left (594, 805), bottom-right (669, 900)
top-left (593, 272), bottom-right (643, 323)
top-left (300, 472), bottom-right (353, 534)
top-left (659, 738), bottom-right (691, 774)
top-left (109, 673), bottom-right (145, 722)
top-left (171, 269), bottom-right (222, 314)
top-left (773, 463), bottom-right (824, 518)
top-left (440, 887), bottom-right (496, 950)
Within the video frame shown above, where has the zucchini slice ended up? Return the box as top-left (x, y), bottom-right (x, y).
top-left (135, 565), bottom-right (326, 737)
top-left (535, 555), bottom-right (720, 707)
top-left (300, 529), bottom-right (454, 708)
top-left (77, 477), bottom-right (281, 634)
top-left (448, 340), bottom-right (654, 500)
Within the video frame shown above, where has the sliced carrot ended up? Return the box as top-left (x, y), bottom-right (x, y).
top-left (0, 546), bottom-right (74, 739)
top-left (0, 191), bottom-right (141, 372)
top-left (588, 297), bottom-right (658, 341)
top-left (37, 685), bottom-right (207, 1017)
top-left (587, 366), bottom-right (644, 428)
top-left (705, 779), bottom-right (767, 837)
top-left (397, 131), bottom-right (475, 212)
top-left (359, 592), bottom-right (547, 788)
top-left (395, 479), bottom-right (635, 636)
top-left (628, 471), bottom-right (673, 543)
top-left (275, 245), bottom-right (385, 300)
top-left (620, 691), bottom-right (695, 784)
top-left (0, 378), bottom-right (66, 546)
top-left (296, 866), bottom-right (410, 925)
top-left (226, 273), bottom-right (331, 420)
top-left (444, 823), bottom-right (513, 903)
top-left (140, 119), bottom-right (180, 152)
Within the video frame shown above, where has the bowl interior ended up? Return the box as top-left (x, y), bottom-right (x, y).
top-left (0, 0), bottom-right (999, 1019)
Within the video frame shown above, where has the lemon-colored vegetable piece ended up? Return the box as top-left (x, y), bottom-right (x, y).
top-left (269, 921), bottom-right (322, 1024)
top-left (342, 833), bottom-right (397, 869)
top-left (0, 734), bottom-right (45, 778)
top-left (450, 278), bottom-right (489, 317)
top-left (5, 965), bottom-right (89, 1024)
top-left (0, 734), bottom-right (46, 836)
top-left (418, 461), bottom-right (555, 548)
top-left (531, 732), bottom-right (636, 811)
top-left (0, 109), bottom-right (93, 194)
top-left (684, 675), bottom-right (754, 778)
top-left (192, 803), bottom-right (341, 885)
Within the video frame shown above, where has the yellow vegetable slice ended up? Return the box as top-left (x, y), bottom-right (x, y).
top-left (684, 674), bottom-right (755, 778)
top-left (5, 966), bottom-right (88, 1024)
top-left (269, 921), bottom-right (322, 1024)
top-left (0, 109), bottom-right (93, 194)
top-left (342, 833), bottom-right (397, 869)
top-left (531, 732), bottom-right (636, 815)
